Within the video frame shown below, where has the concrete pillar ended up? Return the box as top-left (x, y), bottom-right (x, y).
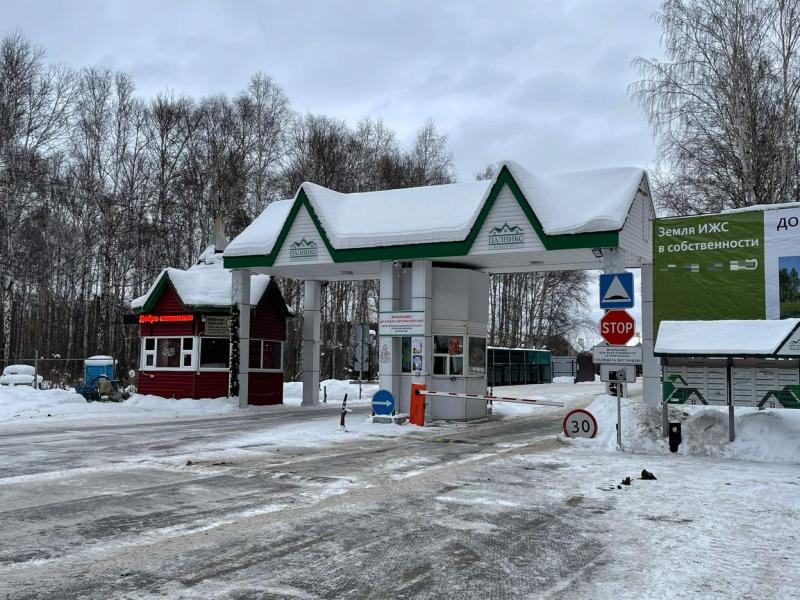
top-left (411, 260), bottom-right (433, 420)
top-left (231, 269), bottom-right (251, 409)
top-left (302, 280), bottom-right (321, 406)
top-left (641, 262), bottom-right (661, 407)
top-left (378, 261), bottom-right (401, 398)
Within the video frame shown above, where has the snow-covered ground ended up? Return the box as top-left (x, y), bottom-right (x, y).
top-left (2, 380), bottom-right (800, 597)
top-left (0, 379), bottom-right (378, 424)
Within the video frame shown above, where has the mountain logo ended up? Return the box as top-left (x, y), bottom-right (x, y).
top-left (488, 223), bottom-right (524, 248)
top-left (289, 238), bottom-right (318, 261)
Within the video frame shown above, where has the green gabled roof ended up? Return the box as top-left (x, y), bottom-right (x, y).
top-left (223, 165), bottom-right (626, 269)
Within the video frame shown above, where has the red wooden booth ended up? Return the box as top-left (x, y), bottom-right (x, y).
top-left (131, 247), bottom-right (291, 404)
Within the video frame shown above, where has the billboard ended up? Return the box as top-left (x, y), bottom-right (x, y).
top-left (653, 204), bottom-right (800, 329)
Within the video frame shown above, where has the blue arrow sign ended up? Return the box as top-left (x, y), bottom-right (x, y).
top-left (599, 272), bottom-right (634, 309)
top-left (372, 389), bottom-right (396, 416)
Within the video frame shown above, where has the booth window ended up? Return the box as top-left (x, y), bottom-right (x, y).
top-left (468, 337), bottom-right (486, 375)
top-left (142, 337), bottom-right (193, 369)
top-left (434, 335), bottom-right (463, 375)
top-left (249, 339), bottom-right (283, 371)
top-left (200, 337), bottom-right (230, 369)
top-left (401, 337), bottom-right (411, 373)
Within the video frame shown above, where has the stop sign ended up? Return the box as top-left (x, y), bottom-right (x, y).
top-left (600, 310), bottom-right (635, 345)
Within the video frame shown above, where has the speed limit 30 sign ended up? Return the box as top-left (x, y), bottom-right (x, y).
top-left (563, 409), bottom-right (598, 438)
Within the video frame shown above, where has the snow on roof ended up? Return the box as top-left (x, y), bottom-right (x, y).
top-left (504, 162), bottom-right (645, 235)
top-left (220, 200), bottom-right (293, 258)
top-left (302, 180), bottom-right (492, 249)
top-left (132, 246), bottom-right (270, 310)
top-left (655, 319), bottom-right (800, 356)
top-left (723, 202), bottom-right (800, 214)
top-left (223, 161), bottom-right (647, 257)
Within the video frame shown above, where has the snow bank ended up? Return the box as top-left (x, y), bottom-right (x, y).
top-left (569, 395), bottom-right (800, 463)
top-left (552, 376), bottom-right (575, 384)
top-left (0, 379), bottom-right (379, 423)
top-left (283, 379), bottom-right (378, 406)
top-left (0, 387), bottom-right (90, 420)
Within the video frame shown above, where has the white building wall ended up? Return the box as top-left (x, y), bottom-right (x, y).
top-left (273, 206), bottom-right (333, 266)
top-left (468, 185), bottom-right (546, 255)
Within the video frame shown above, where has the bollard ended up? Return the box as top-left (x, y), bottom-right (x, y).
top-left (340, 393), bottom-right (348, 428)
top-left (324, 385), bottom-right (327, 403)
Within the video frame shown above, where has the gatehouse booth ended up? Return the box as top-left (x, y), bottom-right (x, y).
top-left (223, 161), bottom-right (658, 418)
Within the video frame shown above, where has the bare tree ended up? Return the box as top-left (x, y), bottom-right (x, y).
top-left (632, 0), bottom-right (800, 214)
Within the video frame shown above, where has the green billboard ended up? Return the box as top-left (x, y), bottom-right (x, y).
top-left (653, 211), bottom-right (766, 330)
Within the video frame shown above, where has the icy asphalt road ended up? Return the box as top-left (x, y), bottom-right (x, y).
top-left (2, 385), bottom-right (798, 599)
top-left (0, 398), bottom-right (587, 599)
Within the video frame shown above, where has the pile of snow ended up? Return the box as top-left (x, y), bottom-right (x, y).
top-left (0, 379), bottom-right (379, 423)
top-left (569, 394), bottom-right (800, 463)
top-left (0, 387), bottom-right (90, 420)
top-left (0, 386), bottom-right (240, 422)
top-left (283, 379), bottom-right (378, 406)
top-left (551, 376), bottom-right (575, 384)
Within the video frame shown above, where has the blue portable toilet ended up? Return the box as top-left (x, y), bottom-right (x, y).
top-left (84, 355), bottom-right (115, 386)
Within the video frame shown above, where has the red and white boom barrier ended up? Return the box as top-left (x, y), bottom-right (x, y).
top-left (414, 389), bottom-right (564, 408)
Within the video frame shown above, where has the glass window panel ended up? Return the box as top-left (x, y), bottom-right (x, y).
top-left (469, 338), bottom-right (486, 375)
top-left (447, 336), bottom-right (463, 356)
top-left (401, 337), bottom-right (411, 373)
top-left (145, 354), bottom-right (154, 367)
top-left (450, 356), bottom-right (464, 375)
top-left (434, 336), bottom-right (449, 354)
top-left (156, 338), bottom-right (181, 368)
top-left (433, 355), bottom-right (447, 375)
top-left (200, 338), bottom-right (230, 368)
top-left (183, 337), bottom-right (193, 350)
top-left (249, 340), bottom-right (262, 369)
top-left (145, 338), bottom-right (155, 350)
top-left (262, 341), bottom-right (282, 370)
top-left (182, 354), bottom-right (192, 367)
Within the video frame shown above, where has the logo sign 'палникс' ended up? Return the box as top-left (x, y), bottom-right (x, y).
top-left (488, 223), bottom-right (524, 249)
top-left (289, 238), bottom-right (318, 261)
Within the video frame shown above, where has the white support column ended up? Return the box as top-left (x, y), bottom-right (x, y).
top-left (641, 262), bottom-right (661, 407)
top-left (378, 261), bottom-right (401, 399)
top-left (411, 260), bottom-right (433, 419)
top-left (232, 269), bottom-right (251, 409)
top-left (302, 280), bottom-right (321, 406)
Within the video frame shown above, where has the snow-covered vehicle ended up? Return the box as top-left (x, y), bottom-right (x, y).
top-left (0, 365), bottom-right (44, 388)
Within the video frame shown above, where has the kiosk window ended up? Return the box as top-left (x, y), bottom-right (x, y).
top-left (401, 337), bottom-right (411, 373)
top-left (249, 340), bottom-right (283, 371)
top-left (143, 337), bottom-right (193, 369)
top-left (469, 337), bottom-right (486, 375)
top-left (434, 335), bottom-right (464, 375)
top-left (200, 338), bottom-right (229, 369)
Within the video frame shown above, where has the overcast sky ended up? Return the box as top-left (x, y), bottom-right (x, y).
top-left (4, 0), bottom-right (663, 182)
top-left (5, 0), bottom-right (661, 339)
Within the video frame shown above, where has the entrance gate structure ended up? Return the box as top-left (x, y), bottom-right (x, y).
top-left (223, 161), bottom-right (658, 417)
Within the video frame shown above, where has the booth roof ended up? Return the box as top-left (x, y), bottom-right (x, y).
top-left (223, 161), bottom-right (646, 258)
top-left (655, 319), bottom-right (800, 356)
top-left (131, 246), bottom-right (270, 311)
